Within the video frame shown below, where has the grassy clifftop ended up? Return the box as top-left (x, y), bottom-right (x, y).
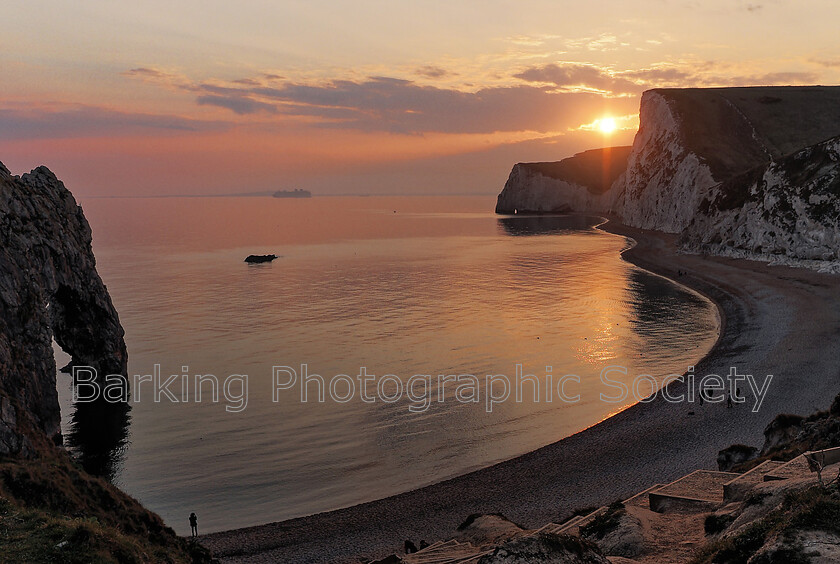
top-left (518, 146), bottom-right (632, 195)
top-left (654, 86), bottom-right (840, 180)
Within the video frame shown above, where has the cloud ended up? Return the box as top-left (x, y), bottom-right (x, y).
top-left (618, 64), bottom-right (817, 89)
top-left (810, 58), bottom-right (840, 68)
top-left (119, 60), bottom-right (820, 138)
top-left (505, 34), bottom-right (561, 47)
top-left (0, 104), bottom-right (229, 140)
top-left (621, 67), bottom-right (693, 84)
top-left (514, 63), bottom-right (642, 94)
top-left (707, 71), bottom-right (819, 86)
top-left (562, 33), bottom-right (630, 52)
top-left (128, 71), bottom-right (634, 135)
top-left (236, 77), bottom-right (637, 134)
top-left (415, 65), bottom-right (456, 79)
top-left (121, 67), bottom-right (195, 92)
top-left (196, 94), bottom-right (277, 115)
top-left (123, 67), bottom-right (173, 80)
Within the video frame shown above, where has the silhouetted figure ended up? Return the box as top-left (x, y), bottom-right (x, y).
top-left (189, 512), bottom-right (198, 537)
top-left (736, 387), bottom-right (742, 404)
top-left (726, 392), bottom-right (733, 408)
top-left (420, 540), bottom-right (430, 550)
top-left (404, 540), bottom-right (418, 554)
top-left (699, 391), bottom-right (704, 407)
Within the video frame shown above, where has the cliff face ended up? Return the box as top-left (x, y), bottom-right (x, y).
top-left (496, 86), bottom-right (840, 267)
top-left (495, 147), bottom-right (631, 214)
top-left (680, 135), bottom-right (840, 267)
top-left (622, 87), bottom-right (840, 233)
top-left (619, 91), bottom-right (717, 232)
top-left (0, 161), bottom-right (210, 563)
top-left (0, 161), bottom-right (127, 455)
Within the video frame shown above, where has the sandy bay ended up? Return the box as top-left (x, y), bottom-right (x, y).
top-left (199, 217), bottom-right (840, 563)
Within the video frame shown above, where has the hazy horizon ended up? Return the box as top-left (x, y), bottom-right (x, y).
top-left (3, 0), bottom-right (840, 197)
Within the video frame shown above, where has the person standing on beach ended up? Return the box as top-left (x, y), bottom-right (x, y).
top-left (189, 512), bottom-right (198, 537)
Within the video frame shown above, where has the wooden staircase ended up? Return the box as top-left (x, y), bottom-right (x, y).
top-left (377, 447), bottom-right (840, 563)
top-left (403, 539), bottom-right (490, 564)
top-left (648, 470), bottom-right (739, 512)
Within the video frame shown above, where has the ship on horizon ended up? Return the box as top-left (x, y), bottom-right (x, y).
top-left (273, 188), bottom-right (312, 198)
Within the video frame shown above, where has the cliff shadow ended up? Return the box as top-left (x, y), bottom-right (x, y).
top-left (66, 395), bottom-right (131, 481)
top-left (496, 214), bottom-right (603, 236)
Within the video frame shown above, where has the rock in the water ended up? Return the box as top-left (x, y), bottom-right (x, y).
top-left (244, 254), bottom-right (278, 263)
top-left (0, 161), bottom-right (127, 454)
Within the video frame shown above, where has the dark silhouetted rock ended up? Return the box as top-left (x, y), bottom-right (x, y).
top-left (0, 161), bottom-right (127, 455)
top-left (717, 444), bottom-right (758, 471)
top-left (761, 413), bottom-right (805, 455)
top-left (244, 254), bottom-right (278, 263)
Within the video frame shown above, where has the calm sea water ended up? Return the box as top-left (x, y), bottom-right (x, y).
top-left (56, 196), bottom-right (718, 535)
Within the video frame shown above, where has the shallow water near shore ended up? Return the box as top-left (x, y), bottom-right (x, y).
top-left (55, 195), bottom-right (718, 535)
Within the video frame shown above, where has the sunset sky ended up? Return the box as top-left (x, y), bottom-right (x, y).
top-left (2, 0), bottom-right (839, 196)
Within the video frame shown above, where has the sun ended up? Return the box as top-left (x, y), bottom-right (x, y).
top-left (598, 117), bottom-right (617, 134)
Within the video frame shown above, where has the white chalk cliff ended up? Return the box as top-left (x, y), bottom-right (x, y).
top-left (680, 135), bottom-right (840, 270)
top-left (497, 86), bottom-right (840, 269)
top-left (495, 147), bottom-right (631, 214)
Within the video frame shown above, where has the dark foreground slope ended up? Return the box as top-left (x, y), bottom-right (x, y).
top-left (0, 161), bottom-right (210, 563)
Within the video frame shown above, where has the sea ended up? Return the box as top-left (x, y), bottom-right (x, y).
top-left (55, 195), bottom-right (719, 535)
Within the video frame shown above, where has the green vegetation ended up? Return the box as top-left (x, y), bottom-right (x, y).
top-left (692, 483), bottom-right (840, 564)
top-left (733, 400), bottom-right (840, 474)
top-left (704, 513), bottom-right (736, 535)
top-left (694, 391), bottom-right (840, 563)
top-left (579, 500), bottom-right (625, 540)
top-left (539, 533), bottom-right (602, 558)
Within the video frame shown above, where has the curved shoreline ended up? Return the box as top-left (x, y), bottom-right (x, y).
top-left (200, 219), bottom-right (840, 564)
top-left (600, 217), bottom-right (728, 372)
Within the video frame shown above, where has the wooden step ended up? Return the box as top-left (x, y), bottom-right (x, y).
top-left (649, 470), bottom-right (738, 513)
top-left (551, 514), bottom-right (585, 535)
top-left (764, 455), bottom-right (810, 481)
top-left (723, 460), bottom-right (785, 500)
top-left (622, 483), bottom-right (666, 508)
top-left (531, 521), bottom-right (564, 535)
top-left (405, 540), bottom-right (483, 564)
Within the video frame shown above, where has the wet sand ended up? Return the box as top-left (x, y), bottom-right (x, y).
top-left (200, 219), bottom-right (840, 563)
